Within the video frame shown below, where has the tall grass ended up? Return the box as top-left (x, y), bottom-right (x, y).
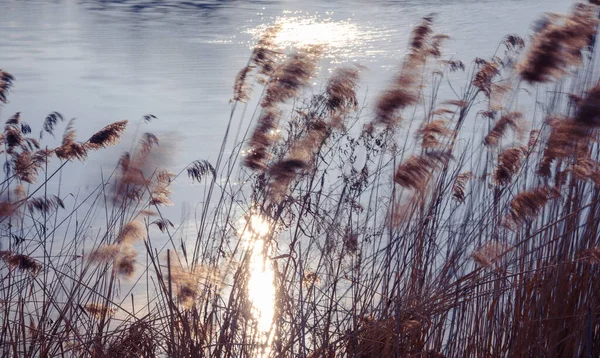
top-left (2, 2), bottom-right (600, 357)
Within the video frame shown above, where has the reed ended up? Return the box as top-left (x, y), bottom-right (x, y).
top-left (2, 2), bottom-right (600, 357)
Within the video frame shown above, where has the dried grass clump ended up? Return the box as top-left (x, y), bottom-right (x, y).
top-left (518, 4), bottom-right (599, 83)
top-left (0, 250), bottom-right (42, 275)
top-left (494, 146), bottom-right (525, 186)
top-left (505, 186), bottom-right (560, 229)
top-left (394, 151), bottom-right (453, 191)
top-left (86, 120), bottom-right (128, 150)
top-left (484, 111), bottom-right (524, 146)
top-left (0, 69), bottom-right (14, 104)
top-left (345, 316), bottom-right (426, 357)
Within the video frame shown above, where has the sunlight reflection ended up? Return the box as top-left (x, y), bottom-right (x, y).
top-left (247, 13), bottom-right (379, 63)
top-left (240, 213), bottom-right (275, 356)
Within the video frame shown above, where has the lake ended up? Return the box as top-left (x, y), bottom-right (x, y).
top-left (0, 0), bottom-right (572, 206)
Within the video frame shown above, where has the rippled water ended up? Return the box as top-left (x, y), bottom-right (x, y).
top-left (0, 0), bottom-right (571, 196)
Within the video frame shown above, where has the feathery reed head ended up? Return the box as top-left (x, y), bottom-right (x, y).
top-left (117, 221), bottom-right (146, 245)
top-left (394, 151), bottom-right (452, 191)
top-left (484, 111), bottom-right (524, 147)
top-left (518, 4), bottom-right (598, 83)
top-left (504, 186), bottom-right (560, 229)
top-left (86, 120), bottom-right (128, 150)
top-left (494, 146), bottom-right (525, 186)
top-left (326, 65), bottom-right (361, 114)
top-left (0, 69), bottom-right (14, 104)
top-left (0, 251), bottom-right (42, 275)
top-left (261, 47), bottom-right (322, 108)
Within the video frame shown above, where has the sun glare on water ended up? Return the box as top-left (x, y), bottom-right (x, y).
top-left (248, 13), bottom-right (379, 63)
top-left (241, 214), bottom-right (276, 355)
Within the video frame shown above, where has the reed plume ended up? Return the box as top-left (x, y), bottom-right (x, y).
top-left (115, 245), bottom-right (137, 278)
top-left (518, 3), bottom-right (599, 83)
top-left (88, 244), bottom-right (121, 263)
top-left (251, 24), bottom-right (282, 79)
top-left (86, 120), bottom-right (128, 150)
top-left (484, 111), bottom-right (524, 147)
top-left (54, 119), bottom-right (88, 161)
top-left (375, 16), bottom-right (435, 126)
top-left (505, 186), bottom-right (560, 229)
top-left (394, 150), bottom-right (453, 191)
top-left (325, 65), bottom-right (361, 114)
top-left (233, 65), bottom-right (254, 103)
top-left (0, 250), bottom-right (41, 275)
top-left (40, 112), bottom-right (64, 138)
top-left (574, 84), bottom-right (600, 127)
top-left (27, 195), bottom-right (65, 214)
top-left (117, 221), bottom-right (146, 245)
top-left (0, 69), bottom-right (14, 104)
top-left (417, 119), bottom-right (454, 148)
top-left (261, 47), bottom-right (322, 108)
top-left (452, 171), bottom-right (474, 203)
top-left (244, 108), bottom-right (281, 170)
top-left (84, 303), bottom-right (114, 319)
top-left (494, 146), bottom-right (525, 186)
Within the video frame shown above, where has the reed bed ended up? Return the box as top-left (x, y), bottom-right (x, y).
top-left (2, 2), bottom-right (600, 357)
